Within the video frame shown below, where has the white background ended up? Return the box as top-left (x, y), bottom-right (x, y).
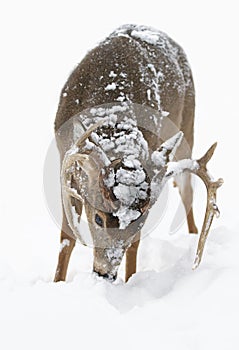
top-left (0, 1), bottom-right (238, 349)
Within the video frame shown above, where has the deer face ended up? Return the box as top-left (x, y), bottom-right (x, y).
top-left (61, 117), bottom-right (185, 280)
top-left (82, 158), bottom-right (151, 280)
top-left (85, 202), bottom-right (149, 280)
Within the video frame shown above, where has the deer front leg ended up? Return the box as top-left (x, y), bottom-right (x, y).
top-left (54, 228), bottom-right (76, 282)
top-left (54, 204), bottom-right (80, 282)
top-left (125, 232), bottom-right (140, 282)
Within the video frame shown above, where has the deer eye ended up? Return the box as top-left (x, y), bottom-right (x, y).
top-left (95, 214), bottom-right (103, 227)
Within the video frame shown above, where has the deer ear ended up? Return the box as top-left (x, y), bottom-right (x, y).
top-left (151, 131), bottom-right (184, 167)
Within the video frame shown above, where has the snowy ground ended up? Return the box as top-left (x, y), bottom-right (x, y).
top-left (1, 1), bottom-right (239, 349)
top-left (1, 217), bottom-right (238, 350)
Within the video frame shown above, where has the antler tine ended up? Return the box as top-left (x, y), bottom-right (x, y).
top-left (197, 142), bottom-right (217, 167)
top-left (191, 143), bottom-right (223, 269)
top-left (75, 119), bottom-right (105, 148)
top-left (64, 187), bottom-right (83, 202)
top-left (61, 180), bottom-right (87, 246)
top-left (61, 153), bottom-right (86, 245)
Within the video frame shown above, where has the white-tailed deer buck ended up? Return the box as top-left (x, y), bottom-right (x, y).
top-left (54, 25), bottom-right (223, 282)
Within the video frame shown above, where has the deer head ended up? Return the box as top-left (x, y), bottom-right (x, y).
top-left (60, 113), bottom-right (190, 280)
top-left (61, 112), bottom-right (223, 281)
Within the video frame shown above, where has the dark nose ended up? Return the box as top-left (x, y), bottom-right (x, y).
top-left (93, 270), bottom-right (116, 281)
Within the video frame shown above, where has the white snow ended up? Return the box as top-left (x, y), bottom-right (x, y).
top-left (59, 238), bottom-right (70, 252)
top-left (113, 206), bottom-right (141, 229)
top-left (110, 163), bottom-right (149, 227)
top-left (147, 88), bottom-right (151, 100)
top-left (166, 159), bottom-right (199, 177)
top-left (1, 221), bottom-right (238, 349)
top-left (162, 131), bottom-right (184, 155)
top-left (106, 241), bottom-right (124, 265)
top-left (116, 95), bottom-right (125, 102)
top-left (151, 131), bottom-right (184, 167)
top-left (115, 167), bottom-right (146, 185)
top-left (90, 104), bottom-right (128, 117)
top-left (113, 182), bottom-right (147, 206)
top-left (103, 168), bottom-right (115, 188)
top-left (105, 82), bottom-right (117, 91)
top-left (119, 72), bottom-right (127, 78)
top-left (123, 157), bottom-right (141, 169)
top-left (147, 63), bottom-right (162, 110)
top-left (71, 205), bottom-right (81, 232)
top-left (151, 149), bottom-right (166, 167)
top-left (162, 111), bottom-right (169, 118)
top-left (131, 29), bottom-right (160, 45)
top-left (109, 71), bottom-right (117, 78)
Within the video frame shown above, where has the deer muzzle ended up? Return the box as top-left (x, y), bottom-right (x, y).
top-left (93, 245), bottom-right (126, 281)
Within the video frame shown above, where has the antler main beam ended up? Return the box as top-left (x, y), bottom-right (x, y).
top-left (191, 143), bottom-right (223, 269)
top-left (165, 143), bottom-right (223, 269)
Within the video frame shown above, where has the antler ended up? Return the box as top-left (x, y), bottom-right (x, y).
top-left (60, 119), bottom-right (107, 243)
top-left (60, 153), bottom-right (85, 244)
top-left (165, 143), bottom-right (223, 269)
top-left (191, 143), bottom-right (223, 269)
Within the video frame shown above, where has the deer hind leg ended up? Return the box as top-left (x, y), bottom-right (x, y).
top-left (174, 89), bottom-right (198, 234)
top-left (125, 232), bottom-right (140, 282)
top-left (54, 211), bottom-right (77, 282)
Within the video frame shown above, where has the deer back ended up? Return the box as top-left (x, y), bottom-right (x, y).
top-left (55, 25), bottom-right (194, 158)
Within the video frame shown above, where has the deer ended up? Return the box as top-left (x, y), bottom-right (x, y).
top-left (53, 24), bottom-right (223, 283)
